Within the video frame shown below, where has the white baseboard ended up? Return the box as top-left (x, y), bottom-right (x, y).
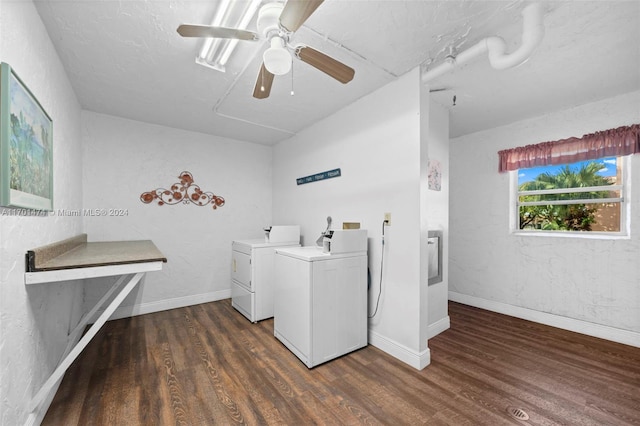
top-left (428, 316), bottom-right (450, 339)
top-left (368, 329), bottom-right (431, 370)
top-left (449, 291), bottom-right (640, 348)
top-left (100, 289), bottom-right (232, 322)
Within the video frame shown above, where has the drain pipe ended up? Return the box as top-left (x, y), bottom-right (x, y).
top-left (422, 2), bottom-right (545, 83)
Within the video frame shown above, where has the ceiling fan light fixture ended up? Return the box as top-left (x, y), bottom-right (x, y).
top-left (263, 37), bottom-right (292, 75)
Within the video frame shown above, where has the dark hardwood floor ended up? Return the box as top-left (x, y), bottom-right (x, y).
top-left (43, 300), bottom-right (640, 425)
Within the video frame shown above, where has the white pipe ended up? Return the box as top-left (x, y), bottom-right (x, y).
top-left (422, 3), bottom-right (545, 83)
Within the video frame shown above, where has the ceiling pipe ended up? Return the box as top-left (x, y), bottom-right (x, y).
top-left (422, 2), bottom-right (545, 83)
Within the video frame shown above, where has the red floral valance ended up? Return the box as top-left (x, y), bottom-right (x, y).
top-left (498, 123), bottom-right (640, 173)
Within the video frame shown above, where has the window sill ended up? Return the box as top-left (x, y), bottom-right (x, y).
top-left (512, 230), bottom-right (630, 240)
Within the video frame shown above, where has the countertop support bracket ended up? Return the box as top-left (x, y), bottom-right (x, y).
top-left (28, 272), bottom-right (145, 412)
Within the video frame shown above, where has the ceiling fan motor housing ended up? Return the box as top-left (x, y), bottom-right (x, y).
top-left (257, 2), bottom-right (285, 38)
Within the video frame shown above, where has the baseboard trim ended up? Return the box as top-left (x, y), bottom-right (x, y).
top-left (428, 316), bottom-right (450, 339)
top-left (368, 329), bottom-right (431, 370)
top-left (99, 289), bottom-right (232, 322)
top-left (448, 291), bottom-right (640, 348)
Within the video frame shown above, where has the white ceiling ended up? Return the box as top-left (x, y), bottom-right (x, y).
top-left (34, 0), bottom-right (640, 145)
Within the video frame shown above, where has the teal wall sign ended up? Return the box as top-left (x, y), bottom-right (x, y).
top-left (296, 168), bottom-right (341, 185)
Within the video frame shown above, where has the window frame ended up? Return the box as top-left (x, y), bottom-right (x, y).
top-left (510, 155), bottom-right (631, 239)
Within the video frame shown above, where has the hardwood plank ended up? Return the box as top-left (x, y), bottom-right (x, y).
top-left (43, 300), bottom-right (640, 425)
top-left (177, 364), bottom-right (229, 424)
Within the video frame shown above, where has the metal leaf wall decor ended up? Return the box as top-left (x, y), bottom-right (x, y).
top-left (140, 171), bottom-right (225, 210)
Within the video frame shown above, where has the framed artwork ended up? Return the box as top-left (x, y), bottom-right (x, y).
top-left (428, 159), bottom-right (442, 191)
top-left (0, 63), bottom-right (53, 211)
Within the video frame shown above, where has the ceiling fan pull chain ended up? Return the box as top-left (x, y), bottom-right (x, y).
top-left (260, 66), bottom-right (265, 92)
top-left (290, 59), bottom-right (295, 96)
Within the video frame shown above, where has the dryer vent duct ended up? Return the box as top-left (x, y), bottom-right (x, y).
top-left (422, 3), bottom-right (545, 83)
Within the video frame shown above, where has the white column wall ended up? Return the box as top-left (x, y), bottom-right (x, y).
top-left (422, 93), bottom-right (450, 338)
top-left (273, 68), bottom-right (429, 367)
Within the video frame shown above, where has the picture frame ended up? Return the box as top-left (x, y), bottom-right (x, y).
top-left (427, 159), bottom-right (442, 191)
top-left (0, 62), bottom-right (53, 211)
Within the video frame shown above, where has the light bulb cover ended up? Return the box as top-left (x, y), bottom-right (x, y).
top-left (263, 37), bottom-right (292, 75)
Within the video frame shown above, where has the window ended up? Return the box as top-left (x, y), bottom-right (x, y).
top-left (498, 123), bottom-right (638, 236)
top-left (513, 156), bottom-right (628, 235)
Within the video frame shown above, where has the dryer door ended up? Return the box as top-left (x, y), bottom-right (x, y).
top-left (231, 250), bottom-right (252, 291)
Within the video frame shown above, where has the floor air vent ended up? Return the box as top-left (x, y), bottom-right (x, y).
top-left (506, 406), bottom-right (530, 421)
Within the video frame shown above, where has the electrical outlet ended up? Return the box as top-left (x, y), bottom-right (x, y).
top-left (384, 212), bottom-right (391, 226)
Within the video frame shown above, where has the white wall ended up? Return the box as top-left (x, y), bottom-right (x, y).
top-left (273, 68), bottom-right (434, 368)
top-left (449, 90), bottom-right (640, 346)
top-left (422, 95), bottom-right (450, 337)
top-left (0, 2), bottom-right (84, 424)
top-left (81, 112), bottom-right (272, 316)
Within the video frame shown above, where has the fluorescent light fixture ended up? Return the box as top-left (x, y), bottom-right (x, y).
top-left (196, 0), bottom-right (262, 72)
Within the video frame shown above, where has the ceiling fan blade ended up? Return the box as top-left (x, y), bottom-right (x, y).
top-left (279, 0), bottom-right (324, 32)
top-left (177, 24), bottom-right (259, 41)
top-left (253, 63), bottom-right (275, 99)
top-left (296, 46), bottom-right (355, 84)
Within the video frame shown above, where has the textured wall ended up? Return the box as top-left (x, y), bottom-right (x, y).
top-left (81, 112), bottom-right (272, 314)
top-left (450, 90), bottom-right (640, 336)
top-left (0, 2), bottom-right (84, 424)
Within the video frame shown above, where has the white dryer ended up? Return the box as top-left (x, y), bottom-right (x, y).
top-left (231, 227), bottom-right (299, 322)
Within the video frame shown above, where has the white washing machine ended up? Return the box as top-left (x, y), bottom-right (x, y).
top-left (231, 226), bottom-right (300, 322)
top-left (274, 244), bottom-right (368, 368)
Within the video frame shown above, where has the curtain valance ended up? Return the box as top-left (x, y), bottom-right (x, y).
top-left (498, 123), bottom-right (640, 173)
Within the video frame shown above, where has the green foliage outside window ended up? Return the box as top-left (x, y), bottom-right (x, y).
top-left (519, 162), bottom-right (614, 231)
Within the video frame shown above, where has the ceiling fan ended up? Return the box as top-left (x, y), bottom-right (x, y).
top-left (177, 0), bottom-right (355, 99)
